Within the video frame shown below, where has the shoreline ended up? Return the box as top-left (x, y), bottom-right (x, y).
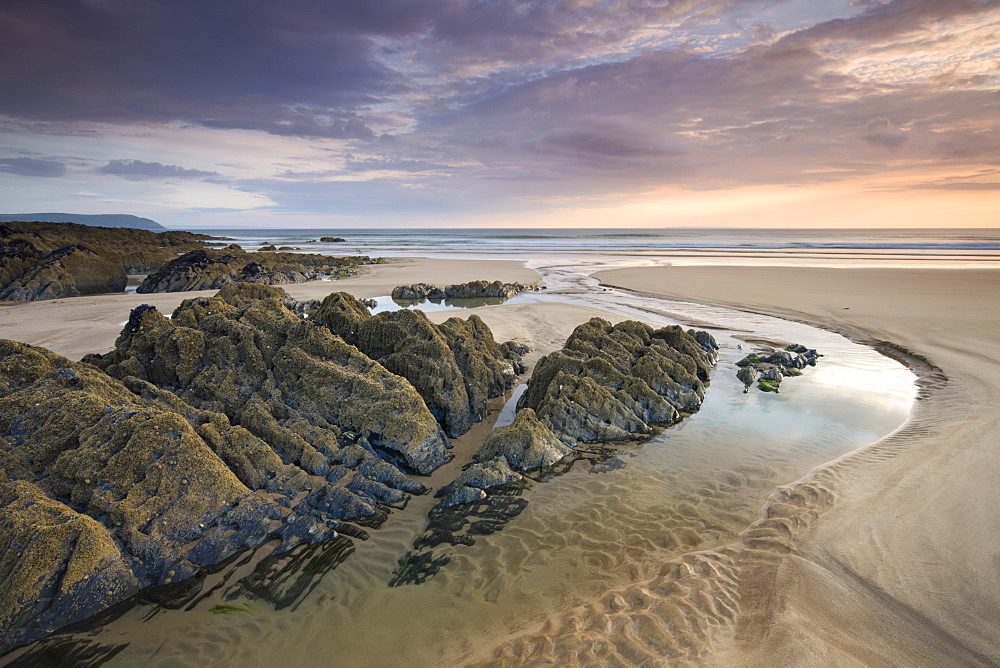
top-left (569, 265), bottom-right (1000, 665)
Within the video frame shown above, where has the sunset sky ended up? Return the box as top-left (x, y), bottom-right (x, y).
top-left (1, 0), bottom-right (997, 229)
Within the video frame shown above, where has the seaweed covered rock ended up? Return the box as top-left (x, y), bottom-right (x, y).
top-left (0, 243), bottom-right (126, 300)
top-left (0, 221), bottom-right (214, 301)
top-left (517, 319), bottom-right (718, 445)
top-left (136, 248), bottom-right (376, 293)
top-left (435, 457), bottom-right (521, 508)
top-left (474, 408), bottom-right (572, 472)
top-left (0, 340), bottom-right (298, 651)
top-left (85, 294), bottom-right (450, 475)
top-left (313, 292), bottom-right (521, 437)
top-left (391, 280), bottom-right (533, 301)
top-left (214, 282), bottom-right (319, 315)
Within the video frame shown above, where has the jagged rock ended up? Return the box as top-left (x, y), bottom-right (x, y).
top-left (0, 244), bottom-right (127, 300)
top-left (0, 340), bottom-right (292, 651)
top-left (85, 295), bottom-right (450, 475)
top-left (320, 237), bottom-right (346, 243)
top-left (475, 408), bottom-right (573, 472)
top-left (391, 282), bottom-right (443, 300)
top-left (517, 319), bottom-right (718, 445)
top-left (214, 282), bottom-right (318, 316)
top-left (390, 280), bottom-right (533, 301)
top-left (0, 221), bottom-right (214, 296)
top-left (760, 366), bottom-right (785, 382)
top-left (736, 344), bottom-right (821, 391)
top-left (436, 457), bottom-right (521, 508)
top-left (499, 340), bottom-right (529, 374)
top-left (136, 248), bottom-right (375, 293)
top-left (736, 365), bottom-right (758, 385)
top-left (313, 292), bottom-right (520, 437)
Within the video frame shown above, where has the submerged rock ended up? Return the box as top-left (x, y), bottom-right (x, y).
top-left (136, 248), bottom-right (375, 293)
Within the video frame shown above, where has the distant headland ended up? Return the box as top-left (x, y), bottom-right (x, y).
top-left (0, 213), bottom-right (165, 230)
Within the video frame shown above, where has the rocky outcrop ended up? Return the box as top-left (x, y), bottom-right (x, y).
top-left (391, 280), bottom-right (534, 301)
top-left (319, 237), bottom-right (346, 243)
top-left (312, 292), bottom-right (521, 437)
top-left (735, 344), bottom-right (821, 392)
top-left (85, 293), bottom-right (450, 475)
top-left (136, 248), bottom-right (376, 293)
top-left (429, 319), bottom-right (718, 514)
top-left (474, 408), bottom-right (573, 472)
top-left (0, 244), bottom-right (126, 300)
top-left (0, 222), bottom-right (213, 301)
top-left (517, 319), bottom-right (717, 445)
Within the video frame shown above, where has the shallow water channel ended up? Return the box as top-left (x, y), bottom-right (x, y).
top-left (5, 263), bottom-right (916, 667)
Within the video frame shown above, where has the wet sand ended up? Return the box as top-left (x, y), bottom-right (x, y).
top-left (492, 265), bottom-right (1000, 666)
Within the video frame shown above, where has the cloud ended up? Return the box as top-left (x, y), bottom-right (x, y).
top-left (0, 157), bottom-right (66, 177)
top-left (98, 159), bottom-right (219, 180)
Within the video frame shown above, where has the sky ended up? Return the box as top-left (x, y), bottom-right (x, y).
top-left (0, 0), bottom-right (998, 229)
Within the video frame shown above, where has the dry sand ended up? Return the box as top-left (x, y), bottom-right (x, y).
top-left (480, 265), bottom-right (999, 666)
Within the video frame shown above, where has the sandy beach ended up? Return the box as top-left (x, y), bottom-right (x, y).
top-left (559, 265), bottom-right (1000, 665)
top-left (2, 259), bottom-right (998, 665)
top-left (0, 258), bottom-right (541, 361)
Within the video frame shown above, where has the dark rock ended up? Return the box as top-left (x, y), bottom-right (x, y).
top-left (259, 244), bottom-right (276, 251)
top-left (436, 457), bottom-right (521, 508)
top-left (736, 365), bottom-right (758, 385)
top-left (313, 292), bottom-right (521, 437)
top-left (475, 408), bottom-right (573, 472)
top-left (85, 295), bottom-right (450, 475)
top-left (319, 237), bottom-right (346, 243)
top-left (517, 319), bottom-right (717, 445)
top-left (0, 244), bottom-right (127, 300)
top-left (136, 248), bottom-right (375, 294)
top-left (390, 280), bottom-right (533, 302)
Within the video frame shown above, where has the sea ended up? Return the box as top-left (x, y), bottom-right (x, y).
top-left (192, 226), bottom-right (1000, 269)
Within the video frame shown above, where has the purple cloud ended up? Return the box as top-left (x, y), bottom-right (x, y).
top-left (98, 159), bottom-right (219, 180)
top-left (0, 157), bottom-right (66, 177)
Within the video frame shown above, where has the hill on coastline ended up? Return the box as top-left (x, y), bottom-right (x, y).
top-left (0, 213), bottom-right (165, 230)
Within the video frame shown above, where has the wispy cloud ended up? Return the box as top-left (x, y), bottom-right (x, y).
top-left (98, 159), bottom-right (219, 180)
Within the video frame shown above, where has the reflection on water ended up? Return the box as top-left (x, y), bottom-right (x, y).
top-left (3, 263), bottom-right (917, 667)
top-left (368, 293), bottom-right (533, 314)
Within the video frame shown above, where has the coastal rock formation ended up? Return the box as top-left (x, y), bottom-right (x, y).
top-left (312, 292), bottom-right (521, 437)
top-left (319, 237), bottom-right (346, 243)
top-left (735, 344), bottom-right (821, 392)
top-left (0, 244), bottom-right (126, 300)
top-left (428, 319), bottom-right (718, 515)
top-left (517, 319), bottom-right (718, 444)
top-left (391, 280), bottom-right (534, 301)
top-left (474, 408), bottom-right (573, 472)
top-left (0, 221), bottom-right (213, 301)
top-left (136, 248), bottom-right (376, 293)
top-left (85, 292), bottom-right (449, 475)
